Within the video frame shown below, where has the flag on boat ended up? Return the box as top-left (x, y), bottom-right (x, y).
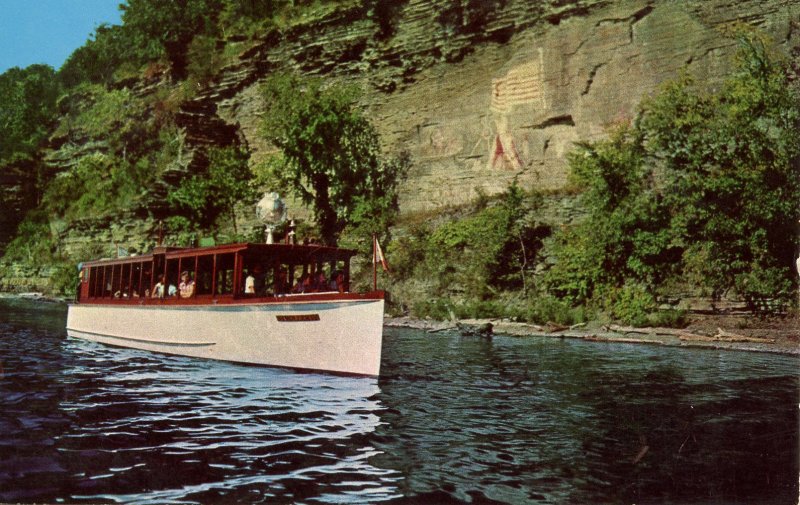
top-left (116, 246), bottom-right (128, 258)
top-left (374, 236), bottom-right (389, 272)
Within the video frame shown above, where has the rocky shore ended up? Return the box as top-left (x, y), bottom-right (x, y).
top-left (385, 313), bottom-right (800, 356)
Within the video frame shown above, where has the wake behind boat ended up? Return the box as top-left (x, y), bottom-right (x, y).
top-left (66, 241), bottom-right (384, 376)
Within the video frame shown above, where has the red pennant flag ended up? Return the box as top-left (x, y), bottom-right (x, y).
top-left (375, 239), bottom-right (389, 272)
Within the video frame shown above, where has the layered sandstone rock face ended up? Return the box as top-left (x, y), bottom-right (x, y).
top-left (215, 0), bottom-right (797, 215)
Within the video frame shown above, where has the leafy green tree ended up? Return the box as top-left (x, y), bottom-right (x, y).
top-left (58, 24), bottom-right (127, 87)
top-left (168, 146), bottom-right (255, 232)
top-left (120, 0), bottom-right (223, 77)
top-left (0, 65), bottom-right (61, 162)
top-left (259, 73), bottom-right (408, 246)
top-left (545, 126), bottom-right (678, 305)
top-left (640, 30), bottom-right (800, 310)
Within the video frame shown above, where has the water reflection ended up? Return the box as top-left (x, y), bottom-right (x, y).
top-left (55, 343), bottom-right (391, 504)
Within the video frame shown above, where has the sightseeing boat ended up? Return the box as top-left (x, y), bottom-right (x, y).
top-left (66, 241), bottom-right (385, 376)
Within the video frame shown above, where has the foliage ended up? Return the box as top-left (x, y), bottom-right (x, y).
top-left (260, 73), bottom-right (408, 246)
top-left (168, 146), bottom-right (255, 231)
top-left (50, 261), bottom-right (81, 297)
top-left (186, 35), bottom-right (225, 88)
top-left (120, 0), bottom-right (223, 77)
top-left (641, 30), bottom-right (800, 310)
top-left (544, 30), bottom-right (800, 315)
top-left (544, 126), bottom-right (679, 304)
top-left (0, 65), bottom-right (61, 163)
top-left (526, 295), bottom-right (590, 326)
top-left (219, 0), bottom-right (283, 36)
top-left (58, 24), bottom-right (128, 87)
top-left (2, 211), bottom-right (54, 263)
top-left (38, 84), bottom-right (173, 221)
top-left (417, 182), bottom-right (544, 299)
top-left (386, 184), bottom-right (550, 319)
top-left (43, 153), bottom-right (147, 220)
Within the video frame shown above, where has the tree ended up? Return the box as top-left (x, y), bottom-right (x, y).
top-left (168, 146), bottom-right (255, 232)
top-left (640, 30), bottom-right (800, 310)
top-left (0, 65), bottom-right (61, 162)
top-left (544, 126), bottom-right (678, 307)
top-left (59, 24), bottom-right (127, 87)
top-left (259, 73), bottom-right (408, 246)
top-left (120, 0), bottom-right (223, 77)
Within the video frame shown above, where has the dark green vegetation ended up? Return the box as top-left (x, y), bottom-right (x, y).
top-left (0, 1), bottom-right (796, 326)
top-left (386, 32), bottom-right (800, 324)
top-left (259, 73), bottom-right (408, 247)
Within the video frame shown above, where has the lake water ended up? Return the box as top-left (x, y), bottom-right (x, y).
top-left (0, 297), bottom-right (797, 504)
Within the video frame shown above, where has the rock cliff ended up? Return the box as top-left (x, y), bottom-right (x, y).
top-left (3, 0), bottom-right (797, 286)
top-left (205, 0), bottom-right (798, 215)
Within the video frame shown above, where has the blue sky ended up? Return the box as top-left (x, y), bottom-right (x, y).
top-left (0, 0), bottom-right (122, 74)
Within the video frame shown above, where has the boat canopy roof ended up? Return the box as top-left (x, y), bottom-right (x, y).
top-left (82, 242), bottom-right (357, 268)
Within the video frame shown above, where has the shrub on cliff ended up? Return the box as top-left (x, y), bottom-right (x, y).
top-left (386, 183), bottom-right (550, 317)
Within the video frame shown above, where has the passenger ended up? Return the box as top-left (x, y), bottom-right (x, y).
top-left (179, 271), bottom-right (195, 298)
top-left (313, 271), bottom-right (328, 292)
top-left (328, 271), bottom-right (341, 292)
top-left (333, 271), bottom-right (346, 293)
top-left (168, 282), bottom-right (177, 297)
top-left (274, 268), bottom-right (290, 295)
top-left (244, 270), bottom-right (255, 294)
top-left (253, 264), bottom-right (266, 296)
top-left (153, 275), bottom-right (166, 298)
top-left (293, 274), bottom-right (310, 293)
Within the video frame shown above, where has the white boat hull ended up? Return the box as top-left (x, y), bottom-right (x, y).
top-left (66, 298), bottom-right (384, 376)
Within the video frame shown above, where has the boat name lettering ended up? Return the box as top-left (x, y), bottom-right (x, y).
top-left (276, 314), bottom-right (321, 322)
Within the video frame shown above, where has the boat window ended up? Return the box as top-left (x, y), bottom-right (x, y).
top-left (140, 263), bottom-right (153, 298)
top-left (88, 267), bottom-right (97, 298)
top-left (215, 253), bottom-right (235, 295)
top-left (102, 265), bottom-right (112, 297)
top-left (273, 263), bottom-right (291, 295)
top-left (165, 258), bottom-right (180, 297)
top-left (241, 257), bottom-right (268, 296)
top-left (180, 257), bottom-right (197, 297)
top-left (111, 264), bottom-right (122, 298)
top-left (131, 262), bottom-right (143, 298)
top-left (196, 255), bottom-right (213, 295)
top-left (120, 263), bottom-right (131, 298)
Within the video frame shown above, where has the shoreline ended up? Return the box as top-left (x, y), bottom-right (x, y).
top-left (385, 315), bottom-right (800, 357)
top-left (3, 292), bottom-right (797, 357)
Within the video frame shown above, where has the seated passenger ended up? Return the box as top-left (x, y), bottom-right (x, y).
top-left (153, 276), bottom-right (166, 298)
top-left (244, 270), bottom-right (255, 294)
top-left (252, 264), bottom-right (266, 296)
top-left (331, 271), bottom-right (346, 293)
top-left (313, 271), bottom-right (328, 292)
top-left (293, 274), bottom-right (311, 293)
top-left (179, 271), bottom-right (195, 298)
top-left (274, 268), bottom-right (290, 295)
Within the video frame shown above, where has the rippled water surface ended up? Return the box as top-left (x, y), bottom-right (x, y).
top-left (0, 297), bottom-right (797, 504)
